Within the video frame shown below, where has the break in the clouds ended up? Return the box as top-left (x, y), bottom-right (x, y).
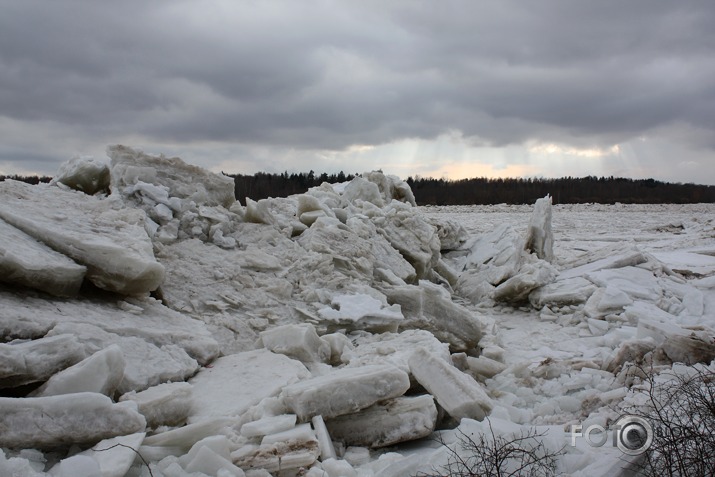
top-left (1, 0), bottom-right (714, 184)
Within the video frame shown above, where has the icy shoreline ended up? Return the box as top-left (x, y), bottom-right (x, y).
top-left (1, 147), bottom-right (714, 477)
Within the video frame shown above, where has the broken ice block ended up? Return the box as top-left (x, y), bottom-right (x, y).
top-left (30, 345), bottom-right (125, 397)
top-left (326, 395), bottom-right (437, 448)
top-left (119, 381), bottom-right (193, 428)
top-left (0, 393), bottom-right (146, 449)
top-left (0, 180), bottom-right (165, 294)
top-left (259, 324), bottom-right (331, 364)
top-left (465, 355), bottom-right (507, 379)
top-left (0, 334), bottom-right (85, 388)
top-left (312, 415), bottom-right (337, 460)
top-left (281, 365), bottom-right (410, 420)
top-left (408, 347), bottom-right (493, 421)
top-left (241, 414), bottom-right (297, 438)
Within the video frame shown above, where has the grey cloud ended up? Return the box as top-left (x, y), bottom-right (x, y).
top-left (1, 0), bottom-right (714, 177)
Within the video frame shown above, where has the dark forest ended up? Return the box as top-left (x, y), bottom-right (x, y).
top-left (228, 172), bottom-right (715, 205)
top-left (3, 172), bottom-right (714, 205)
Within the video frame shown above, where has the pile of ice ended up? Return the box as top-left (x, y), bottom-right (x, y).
top-left (1, 146), bottom-right (713, 477)
top-left (455, 195), bottom-right (558, 304)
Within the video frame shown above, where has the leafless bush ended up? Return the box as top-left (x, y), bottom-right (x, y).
top-left (416, 419), bottom-right (562, 477)
top-left (623, 363), bottom-right (715, 476)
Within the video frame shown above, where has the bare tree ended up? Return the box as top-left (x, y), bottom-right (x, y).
top-left (416, 419), bottom-right (562, 477)
top-left (623, 363), bottom-right (715, 476)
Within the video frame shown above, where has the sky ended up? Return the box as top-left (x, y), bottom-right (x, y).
top-left (1, 1), bottom-right (715, 184)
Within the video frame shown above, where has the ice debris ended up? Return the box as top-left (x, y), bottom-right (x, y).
top-left (3, 147), bottom-right (712, 476)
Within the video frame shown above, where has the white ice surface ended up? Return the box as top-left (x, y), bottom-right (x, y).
top-left (317, 294), bottom-right (404, 332)
top-left (241, 414), bottom-right (297, 438)
top-left (384, 281), bottom-right (484, 350)
top-left (259, 324), bottom-right (331, 364)
top-left (188, 349), bottom-right (310, 423)
top-left (0, 290), bottom-right (218, 390)
top-left (109, 145), bottom-right (235, 209)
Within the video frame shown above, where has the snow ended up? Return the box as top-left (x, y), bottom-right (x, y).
top-left (317, 294), bottom-right (403, 332)
top-left (3, 149), bottom-right (715, 476)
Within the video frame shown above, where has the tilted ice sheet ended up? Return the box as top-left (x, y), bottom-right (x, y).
top-left (0, 180), bottom-right (164, 294)
top-left (0, 290), bottom-right (218, 365)
top-left (0, 334), bottom-right (86, 389)
top-left (0, 218), bottom-right (86, 297)
top-left (29, 344), bottom-right (125, 397)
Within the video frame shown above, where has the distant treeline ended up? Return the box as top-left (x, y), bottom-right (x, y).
top-left (407, 176), bottom-right (715, 205)
top-left (0, 174), bottom-right (52, 184)
top-left (4, 172), bottom-right (714, 205)
top-left (228, 171), bottom-right (358, 205)
top-left (229, 172), bottom-right (715, 205)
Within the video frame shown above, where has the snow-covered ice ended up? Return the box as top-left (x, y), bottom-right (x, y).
top-left (2, 149), bottom-right (715, 476)
top-left (259, 324), bottom-right (331, 364)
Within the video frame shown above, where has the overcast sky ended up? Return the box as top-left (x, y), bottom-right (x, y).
top-left (1, 1), bottom-right (714, 184)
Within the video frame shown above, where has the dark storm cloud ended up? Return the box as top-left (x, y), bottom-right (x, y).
top-left (1, 0), bottom-right (714, 174)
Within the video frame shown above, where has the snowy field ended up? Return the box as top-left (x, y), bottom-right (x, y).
top-left (1, 147), bottom-right (714, 477)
